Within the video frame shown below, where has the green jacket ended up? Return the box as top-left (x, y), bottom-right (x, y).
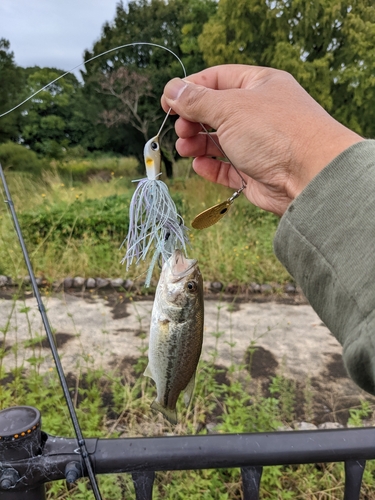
top-left (274, 140), bottom-right (375, 395)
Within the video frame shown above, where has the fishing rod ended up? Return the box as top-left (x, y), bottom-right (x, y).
top-left (0, 164), bottom-right (103, 500)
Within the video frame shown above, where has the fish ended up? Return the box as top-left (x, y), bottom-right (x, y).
top-left (144, 249), bottom-right (204, 424)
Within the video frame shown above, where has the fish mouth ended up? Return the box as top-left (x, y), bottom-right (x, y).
top-left (170, 250), bottom-right (197, 281)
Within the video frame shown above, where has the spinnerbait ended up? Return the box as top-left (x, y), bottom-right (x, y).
top-left (121, 110), bottom-right (189, 286)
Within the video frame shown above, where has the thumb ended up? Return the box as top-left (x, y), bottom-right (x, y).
top-left (163, 78), bottom-right (221, 128)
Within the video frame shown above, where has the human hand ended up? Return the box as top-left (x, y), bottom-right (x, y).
top-left (161, 65), bottom-right (363, 216)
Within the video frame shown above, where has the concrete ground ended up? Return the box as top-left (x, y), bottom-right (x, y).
top-left (1, 290), bottom-right (374, 425)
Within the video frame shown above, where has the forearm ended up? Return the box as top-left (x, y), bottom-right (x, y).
top-left (274, 140), bottom-right (375, 394)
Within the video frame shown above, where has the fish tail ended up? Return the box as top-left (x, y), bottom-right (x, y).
top-left (151, 400), bottom-right (178, 425)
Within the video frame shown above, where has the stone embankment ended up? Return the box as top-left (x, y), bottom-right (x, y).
top-left (0, 274), bottom-right (300, 298)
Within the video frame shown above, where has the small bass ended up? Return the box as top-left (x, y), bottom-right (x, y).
top-left (144, 249), bottom-right (204, 424)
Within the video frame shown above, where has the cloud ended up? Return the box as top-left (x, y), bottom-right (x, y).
top-left (0, 0), bottom-right (119, 73)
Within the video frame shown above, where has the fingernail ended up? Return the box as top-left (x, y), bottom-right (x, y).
top-left (164, 78), bottom-right (187, 100)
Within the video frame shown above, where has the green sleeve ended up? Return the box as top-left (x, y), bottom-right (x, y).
top-left (273, 140), bottom-right (375, 395)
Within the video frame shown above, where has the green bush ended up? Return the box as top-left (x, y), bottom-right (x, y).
top-left (19, 190), bottom-right (186, 247)
top-left (19, 194), bottom-right (133, 245)
top-left (0, 141), bottom-right (49, 174)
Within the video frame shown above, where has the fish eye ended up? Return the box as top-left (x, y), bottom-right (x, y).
top-left (151, 141), bottom-right (159, 151)
top-left (186, 281), bottom-right (197, 292)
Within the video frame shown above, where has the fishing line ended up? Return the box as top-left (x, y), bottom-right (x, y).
top-left (199, 123), bottom-right (247, 189)
top-left (1, 40), bottom-right (247, 231)
top-left (0, 41), bottom-right (247, 223)
top-left (0, 164), bottom-right (103, 500)
top-left (0, 43), bottom-right (190, 496)
top-left (0, 42), bottom-right (187, 118)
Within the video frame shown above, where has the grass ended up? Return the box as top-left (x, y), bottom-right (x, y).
top-left (2, 291), bottom-right (375, 499)
top-left (2, 157), bottom-right (374, 498)
top-left (0, 160), bottom-right (289, 286)
top-left (55, 155), bottom-right (140, 182)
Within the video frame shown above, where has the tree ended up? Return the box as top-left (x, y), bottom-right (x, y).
top-left (20, 67), bottom-right (83, 157)
top-left (0, 39), bottom-right (25, 143)
top-left (81, 0), bottom-right (215, 164)
top-left (198, 0), bottom-right (375, 137)
top-left (98, 67), bottom-right (156, 141)
top-left (179, 0), bottom-right (218, 74)
top-left (81, 0), bottom-right (188, 161)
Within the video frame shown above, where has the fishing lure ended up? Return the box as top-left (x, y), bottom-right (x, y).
top-left (120, 111), bottom-right (189, 286)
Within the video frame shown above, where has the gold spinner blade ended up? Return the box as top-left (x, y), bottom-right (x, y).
top-left (191, 200), bottom-right (232, 229)
top-left (191, 187), bottom-right (246, 230)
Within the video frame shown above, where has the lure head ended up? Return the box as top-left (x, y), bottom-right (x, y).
top-left (144, 135), bottom-right (161, 180)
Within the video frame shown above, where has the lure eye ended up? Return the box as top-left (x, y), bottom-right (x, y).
top-left (186, 281), bottom-right (197, 292)
top-left (151, 141), bottom-right (159, 151)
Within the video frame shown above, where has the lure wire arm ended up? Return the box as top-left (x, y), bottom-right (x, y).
top-left (157, 108), bottom-right (172, 137)
top-left (229, 185), bottom-right (246, 203)
top-left (199, 123), bottom-right (247, 191)
top-left (0, 164), bottom-right (103, 500)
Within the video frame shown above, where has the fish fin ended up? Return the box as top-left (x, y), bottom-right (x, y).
top-left (151, 400), bottom-right (178, 425)
top-left (143, 364), bottom-right (154, 380)
top-left (183, 372), bottom-right (196, 408)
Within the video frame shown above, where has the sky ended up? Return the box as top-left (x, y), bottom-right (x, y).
top-left (0, 0), bottom-right (121, 76)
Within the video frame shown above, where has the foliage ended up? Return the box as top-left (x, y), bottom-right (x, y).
top-left (198, 0), bottom-right (375, 137)
top-left (185, 183), bottom-right (286, 285)
top-left (0, 168), bottom-right (288, 283)
top-left (19, 193), bottom-right (132, 245)
top-left (2, 0), bottom-right (375, 166)
top-left (56, 155), bottom-right (139, 181)
top-left (347, 399), bottom-right (373, 427)
top-left (81, 0), bottom-right (212, 160)
top-left (98, 67), bottom-right (157, 141)
top-left (0, 39), bottom-right (25, 144)
top-left (20, 67), bottom-right (84, 158)
top-left (180, 0), bottom-right (218, 74)
top-left (0, 141), bottom-right (49, 174)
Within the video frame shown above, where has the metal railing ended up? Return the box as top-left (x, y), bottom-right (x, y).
top-left (0, 405), bottom-right (372, 499)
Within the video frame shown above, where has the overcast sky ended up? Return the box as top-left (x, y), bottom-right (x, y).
top-left (0, 0), bottom-right (121, 76)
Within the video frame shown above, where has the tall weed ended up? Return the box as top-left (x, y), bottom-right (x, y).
top-left (0, 168), bottom-right (289, 284)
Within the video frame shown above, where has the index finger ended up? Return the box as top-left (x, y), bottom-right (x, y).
top-left (183, 64), bottom-right (268, 90)
top-left (160, 64), bottom-right (271, 114)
